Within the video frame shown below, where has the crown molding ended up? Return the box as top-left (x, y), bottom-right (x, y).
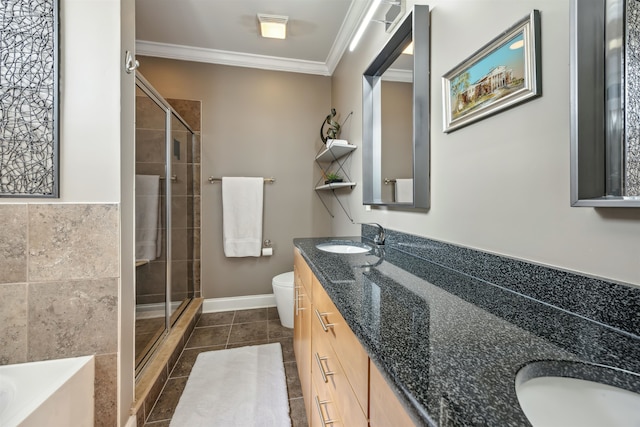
top-left (382, 69), bottom-right (412, 83)
top-left (136, 40), bottom-right (331, 76)
top-left (135, 0), bottom-right (375, 77)
top-left (325, 0), bottom-right (375, 74)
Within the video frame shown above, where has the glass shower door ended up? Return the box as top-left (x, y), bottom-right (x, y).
top-left (134, 73), bottom-right (196, 376)
top-left (134, 84), bottom-right (169, 372)
top-left (169, 115), bottom-right (194, 323)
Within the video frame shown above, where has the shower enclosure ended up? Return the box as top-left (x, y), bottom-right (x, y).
top-left (134, 73), bottom-right (197, 375)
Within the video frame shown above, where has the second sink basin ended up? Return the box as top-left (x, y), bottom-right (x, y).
top-left (515, 361), bottom-right (640, 427)
top-left (316, 241), bottom-right (372, 254)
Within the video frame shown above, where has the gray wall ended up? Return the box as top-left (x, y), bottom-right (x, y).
top-left (138, 57), bottom-right (332, 298)
top-left (331, 0), bottom-right (640, 287)
top-left (381, 80), bottom-right (413, 202)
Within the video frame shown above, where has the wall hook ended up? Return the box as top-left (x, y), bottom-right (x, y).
top-left (125, 51), bottom-right (139, 74)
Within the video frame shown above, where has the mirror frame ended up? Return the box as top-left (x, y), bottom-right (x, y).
top-left (570, 0), bottom-right (640, 207)
top-left (362, 4), bottom-right (430, 209)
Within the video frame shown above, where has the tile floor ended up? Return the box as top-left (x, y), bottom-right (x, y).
top-left (142, 307), bottom-right (308, 427)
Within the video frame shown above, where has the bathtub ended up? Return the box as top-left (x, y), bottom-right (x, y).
top-left (0, 355), bottom-right (94, 427)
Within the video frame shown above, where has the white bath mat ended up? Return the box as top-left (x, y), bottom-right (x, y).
top-left (170, 343), bottom-right (291, 427)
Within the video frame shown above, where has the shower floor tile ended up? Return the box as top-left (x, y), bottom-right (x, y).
top-left (144, 308), bottom-right (306, 427)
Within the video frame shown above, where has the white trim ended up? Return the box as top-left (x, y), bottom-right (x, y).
top-left (325, 0), bottom-right (374, 74)
top-left (136, 41), bottom-right (331, 76)
top-left (124, 415), bottom-right (137, 427)
top-left (381, 69), bottom-right (412, 83)
top-left (202, 294), bottom-right (276, 313)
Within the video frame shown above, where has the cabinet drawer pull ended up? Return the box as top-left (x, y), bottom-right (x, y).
top-left (314, 352), bottom-right (335, 383)
top-left (314, 395), bottom-right (337, 426)
top-left (314, 309), bottom-right (335, 332)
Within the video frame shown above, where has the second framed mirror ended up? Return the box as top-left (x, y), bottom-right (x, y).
top-left (362, 4), bottom-right (430, 209)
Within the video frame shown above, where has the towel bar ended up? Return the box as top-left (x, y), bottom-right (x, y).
top-left (208, 177), bottom-right (276, 184)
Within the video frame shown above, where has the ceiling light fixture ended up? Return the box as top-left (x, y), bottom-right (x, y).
top-left (258, 13), bottom-right (288, 40)
top-left (349, 0), bottom-right (382, 51)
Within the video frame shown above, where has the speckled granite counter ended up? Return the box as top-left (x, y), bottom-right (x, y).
top-left (294, 231), bottom-right (640, 426)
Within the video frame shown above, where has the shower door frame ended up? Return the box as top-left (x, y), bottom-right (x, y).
top-left (135, 73), bottom-right (196, 377)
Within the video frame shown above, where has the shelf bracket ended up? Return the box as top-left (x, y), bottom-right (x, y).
top-left (315, 191), bottom-right (335, 218)
top-left (314, 188), bottom-right (354, 222)
top-left (333, 189), bottom-right (354, 222)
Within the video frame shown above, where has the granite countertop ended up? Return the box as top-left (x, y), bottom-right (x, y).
top-left (294, 236), bottom-right (640, 427)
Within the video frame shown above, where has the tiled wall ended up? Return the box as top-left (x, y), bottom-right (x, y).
top-left (0, 203), bottom-right (119, 426)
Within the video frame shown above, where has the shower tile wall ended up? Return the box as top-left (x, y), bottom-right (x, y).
top-left (0, 203), bottom-right (119, 427)
top-left (135, 97), bottom-right (201, 307)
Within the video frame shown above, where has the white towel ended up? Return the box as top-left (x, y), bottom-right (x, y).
top-left (135, 175), bottom-right (162, 261)
top-left (395, 178), bottom-right (414, 203)
top-left (222, 177), bottom-right (264, 257)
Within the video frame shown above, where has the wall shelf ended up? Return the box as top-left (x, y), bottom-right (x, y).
top-left (314, 141), bottom-right (357, 221)
top-left (315, 182), bottom-right (357, 191)
top-left (315, 144), bottom-right (357, 163)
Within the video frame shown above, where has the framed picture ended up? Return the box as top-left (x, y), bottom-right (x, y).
top-left (0, 0), bottom-right (59, 197)
top-left (442, 10), bottom-right (541, 133)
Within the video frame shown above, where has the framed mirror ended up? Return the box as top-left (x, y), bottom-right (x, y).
top-left (362, 4), bottom-right (430, 209)
top-left (570, 0), bottom-right (640, 207)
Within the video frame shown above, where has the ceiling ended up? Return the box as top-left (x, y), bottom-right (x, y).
top-left (135, 0), bottom-right (377, 76)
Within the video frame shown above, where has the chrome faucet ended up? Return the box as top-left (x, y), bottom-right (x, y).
top-left (360, 222), bottom-right (385, 245)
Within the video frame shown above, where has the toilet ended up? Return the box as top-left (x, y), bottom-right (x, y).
top-left (272, 271), bottom-right (294, 328)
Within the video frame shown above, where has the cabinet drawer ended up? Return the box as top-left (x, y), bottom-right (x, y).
top-left (311, 376), bottom-right (341, 427)
top-left (294, 248), bottom-right (313, 296)
top-left (312, 314), bottom-right (368, 427)
top-left (312, 276), bottom-right (369, 413)
top-left (370, 360), bottom-right (417, 427)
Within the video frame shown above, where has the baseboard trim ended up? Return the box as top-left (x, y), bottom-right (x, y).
top-left (202, 294), bottom-right (276, 313)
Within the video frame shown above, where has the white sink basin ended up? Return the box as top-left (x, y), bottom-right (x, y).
top-left (316, 242), bottom-right (371, 254)
top-left (516, 365), bottom-right (640, 427)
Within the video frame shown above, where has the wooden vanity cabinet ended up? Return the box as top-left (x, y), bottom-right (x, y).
top-left (311, 275), bottom-right (368, 427)
top-left (293, 249), bottom-right (313, 424)
top-left (294, 249), bottom-right (416, 427)
top-left (312, 276), bottom-right (369, 415)
top-left (369, 360), bottom-right (418, 427)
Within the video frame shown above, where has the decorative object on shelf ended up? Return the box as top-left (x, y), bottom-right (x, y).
top-left (442, 10), bottom-right (541, 133)
top-left (320, 108), bottom-right (341, 144)
top-left (326, 139), bottom-right (350, 149)
top-left (1, 0), bottom-right (59, 197)
top-left (324, 172), bottom-right (343, 184)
